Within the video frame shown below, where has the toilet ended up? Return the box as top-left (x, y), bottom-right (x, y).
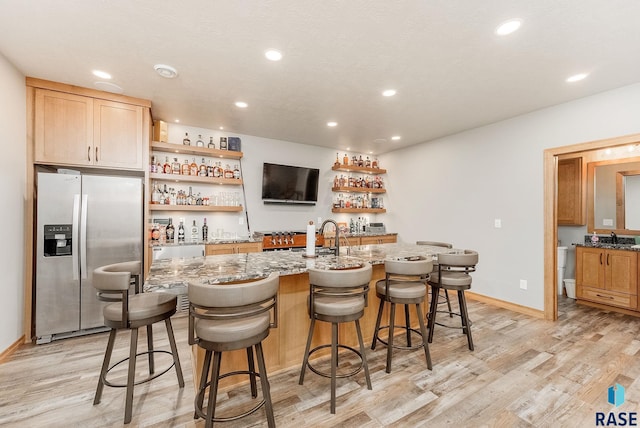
top-left (557, 246), bottom-right (568, 295)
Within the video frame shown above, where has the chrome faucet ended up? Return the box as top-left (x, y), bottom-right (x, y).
top-left (611, 231), bottom-right (618, 245)
top-left (319, 219), bottom-right (340, 256)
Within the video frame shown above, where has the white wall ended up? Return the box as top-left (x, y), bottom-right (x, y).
top-left (381, 83), bottom-right (640, 310)
top-left (0, 53), bottom-right (26, 351)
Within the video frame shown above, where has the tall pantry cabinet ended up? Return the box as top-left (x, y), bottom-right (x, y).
top-left (24, 78), bottom-right (151, 341)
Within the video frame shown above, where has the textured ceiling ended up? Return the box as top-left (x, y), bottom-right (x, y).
top-left (1, 0), bottom-right (640, 154)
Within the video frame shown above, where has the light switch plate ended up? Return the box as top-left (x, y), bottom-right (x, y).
top-left (494, 219), bottom-right (502, 228)
top-left (603, 218), bottom-right (614, 226)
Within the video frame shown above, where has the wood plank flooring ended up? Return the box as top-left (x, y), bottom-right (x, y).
top-left (1, 297), bottom-right (639, 427)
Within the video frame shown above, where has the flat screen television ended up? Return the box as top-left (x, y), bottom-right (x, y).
top-left (262, 162), bottom-right (320, 205)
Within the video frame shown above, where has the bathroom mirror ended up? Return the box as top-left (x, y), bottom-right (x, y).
top-left (588, 158), bottom-right (640, 235)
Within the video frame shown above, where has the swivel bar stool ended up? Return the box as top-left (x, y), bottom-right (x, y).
top-left (299, 263), bottom-right (373, 414)
top-left (427, 250), bottom-right (479, 351)
top-left (371, 257), bottom-right (433, 373)
top-left (189, 272), bottom-right (279, 428)
top-left (93, 261), bottom-right (184, 424)
top-left (416, 240), bottom-right (454, 316)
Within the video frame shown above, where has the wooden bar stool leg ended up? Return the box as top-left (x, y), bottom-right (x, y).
top-left (205, 351), bottom-right (222, 428)
top-left (386, 302), bottom-right (396, 373)
top-left (299, 318), bottom-right (316, 385)
top-left (124, 327), bottom-right (139, 424)
top-left (94, 329), bottom-right (117, 405)
top-left (255, 342), bottom-right (275, 428)
top-left (371, 298), bottom-right (385, 350)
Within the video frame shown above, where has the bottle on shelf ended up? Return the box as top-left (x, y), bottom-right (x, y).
top-left (151, 182), bottom-right (161, 204)
top-left (224, 164), bottom-right (234, 179)
top-left (372, 157), bottom-right (379, 168)
top-left (219, 137), bottom-right (228, 150)
top-left (163, 156), bottom-right (172, 174)
top-left (183, 132), bottom-right (191, 146)
top-left (181, 158), bottom-right (190, 175)
top-left (161, 184), bottom-right (169, 205)
top-left (213, 161), bottom-right (222, 178)
top-left (166, 218), bottom-right (175, 242)
top-left (365, 156), bottom-right (371, 168)
top-left (196, 134), bottom-right (204, 147)
top-left (233, 164), bottom-right (241, 179)
top-left (199, 158), bottom-right (207, 176)
top-left (178, 220), bottom-right (185, 243)
top-left (151, 223), bottom-right (160, 241)
top-left (189, 157), bottom-right (198, 176)
top-left (191, 220), bottom-right (198, 243)
top-left (202, 218), bottom-right (208, 242)
top-left (333, 175), bottom-right (339, 188)
top-left (351, 155), bottom-right (357, 166)
top-left (335, 153), bottom-right (341, 167)
top-left (358, 155), bottom-right (364, 167)
top-left (171, 157), bottom-right (181, 174)
top-left (343, 153), bottom-right (349, 165)
top-left (208, 137), bottom-right (215, 149)
top-left (187, 186), bottom-right (195, 205)
top-left (206, 160), bottom-right (214, 177)
top-left (150, 155), bottom-right (157, 173)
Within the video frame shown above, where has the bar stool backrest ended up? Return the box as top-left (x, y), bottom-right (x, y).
top-left (384, 257), bottom-right (433, 277)
top-left (438, 250), bottom-right (478, 272)
top-left (308, 263), bottom-right (372, 289)
top-left (189, 272), bottom-right (279, 308)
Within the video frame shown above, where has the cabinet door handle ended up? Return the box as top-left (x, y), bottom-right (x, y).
top-left (600, 253), bottom-right (603, 264)
top-left (607, 254), bottom-right (610, 266)
top-left (87, 146), bottom-right (91, 161)
top-left (595, 293), bottom-right (614, 300)
top-left (95, 147), bottom-right (99, 162)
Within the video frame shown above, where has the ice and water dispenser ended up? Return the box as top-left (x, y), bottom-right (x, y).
top-left (43, 224), bottom-right (72, 257)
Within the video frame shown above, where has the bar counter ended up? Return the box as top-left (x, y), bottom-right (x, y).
top-left (145, 243), bottom-right (454, 387)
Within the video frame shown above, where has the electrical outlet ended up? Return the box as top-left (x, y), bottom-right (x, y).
top-left (239, 215), bottom-right (244, 225)
top-left (520, 279), bottom-right (527, 290)
top-left (494, 219), bottom-right (502, 228)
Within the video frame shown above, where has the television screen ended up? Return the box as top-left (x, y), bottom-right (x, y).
top-left (262, 163), bottom-right (320, 205)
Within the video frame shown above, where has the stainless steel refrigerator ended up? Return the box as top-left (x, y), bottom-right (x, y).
top-left (35, 170), bottom-right (143, 344)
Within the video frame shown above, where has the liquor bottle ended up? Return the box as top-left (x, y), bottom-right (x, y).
top-left (169, 187), bottom-right (176, 205)
top-left (166, 218), bottom-right (175, 242)
top-left (335, 153), bottom-right (340, 167)
top-left (372, 157), bottom-right (379, 168)
top-left (189, 157), bottom-right (198, 176)
top-left (199, 158), bottom-right (207, 176)
top-left (219, 137), bottom-right (228, 150)
top-left (333, 175), bottom-right (339, 188)
top-left (177, 221), bottom-right (185, 242)
top-left (181, 158), bottom-right (190, 175)
top-left (183, 132), bottom-right (191, 146)
top-left (351, 155), bottom-right (357, 166)
top-left (196, 134), bottom-right (204, 147)
top-left (358, 155), bottom-right (364, 167)
top-left (172, 157), bottom-right (181, 174)
top-left (365, 156), bottom-right (371, 168)
top-left (207, 160), bottom-right (214, 177)
top-left (215, 161), bottom-right (223, 177)
top-left (191, 220), bottom-right (199, 242)
top-left (202, 218), bottom-right (208, 242)
top-left (161, 184), bottom-right (169, 204)
top-left (343, 153), bottom-right (349, 165)
top-left (151, 182), bottom-right (161, 204)
top-left (208, 137), bottom-right (215, 149)
top-left (233, 164), bottom-right (241, 179)
top-left (224, 164), bottom-right (234, 179)
top-left (150, 155), bottom-right (157, 173)
top-left (163, 156), bottom-right (172, 174)
top-left (187, 186), bottom-right (195, 205)
top-left (151, 223), bottom-right (160, 241)
top-left (156, 157), bottom-right (163, 173)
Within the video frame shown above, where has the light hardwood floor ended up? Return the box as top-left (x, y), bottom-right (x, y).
top-left (1, 297), bottom-right (639, 427)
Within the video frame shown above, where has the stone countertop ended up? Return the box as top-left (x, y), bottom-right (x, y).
top-left (144, 243), bottom-right (454, 292)
top-left (150, 238), bottom-right (259, 247)
top-left (575, 243), bottom-right (640, 251)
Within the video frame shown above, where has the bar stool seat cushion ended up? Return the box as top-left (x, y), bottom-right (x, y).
top-left (375, 279), bottom-right (427, 299)
top-left (312, 295), bottom-right (365, 317)
top-left (103, 293), bottom-right (177, 323)
top-left (428, 272), bottom-right (472, 289)
top-left (195, 312), bottom-right (271, 343)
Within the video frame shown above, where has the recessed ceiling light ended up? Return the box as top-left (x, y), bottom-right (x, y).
top-left (382, 89), bottom-right (397, 97)
top-left (92, 70), bottom-right (111, 79)
top-left (566, 73), bottom-right (588, 83)
top-left (175, 119), bottom-right (180, 123)
top-left (219, 126), bottom-right (224, 130)
top-left (235, 101), bottom-right (248, 108)
top-left (265, 49), bottom-right (283, 61)
top-left (154, 64), bottom-right (178, 78)
top-left (391, 136), bottom-right (401, 141)
top-left (327, 121), bottom-right (338, 127)
top-left (93, 81), bottom-right (123, 94)
top-left (495, 19), bottom-right (522, 36)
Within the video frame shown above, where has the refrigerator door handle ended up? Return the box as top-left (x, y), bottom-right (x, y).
top-left (80, 194), bottom-right (88, 279)
top-left (72, 194), bottom-right (81, 281)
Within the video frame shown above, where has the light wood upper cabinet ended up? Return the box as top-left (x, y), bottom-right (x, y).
top-left (557, 157), bottom-right (585, 225)
top-left (205, 242), bottom-right (262, 255)
top-left (93, 99), bottom-right (144, 170)
top-left (33, 87), bottom-right (146, 170)
top-left (34, 89), bottom-right (94, 166)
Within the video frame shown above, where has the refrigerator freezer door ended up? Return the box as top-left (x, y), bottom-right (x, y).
top-left (35, 172), bottom-right (81, 338)
top-left (80, 175), bottom-right (143, 330)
